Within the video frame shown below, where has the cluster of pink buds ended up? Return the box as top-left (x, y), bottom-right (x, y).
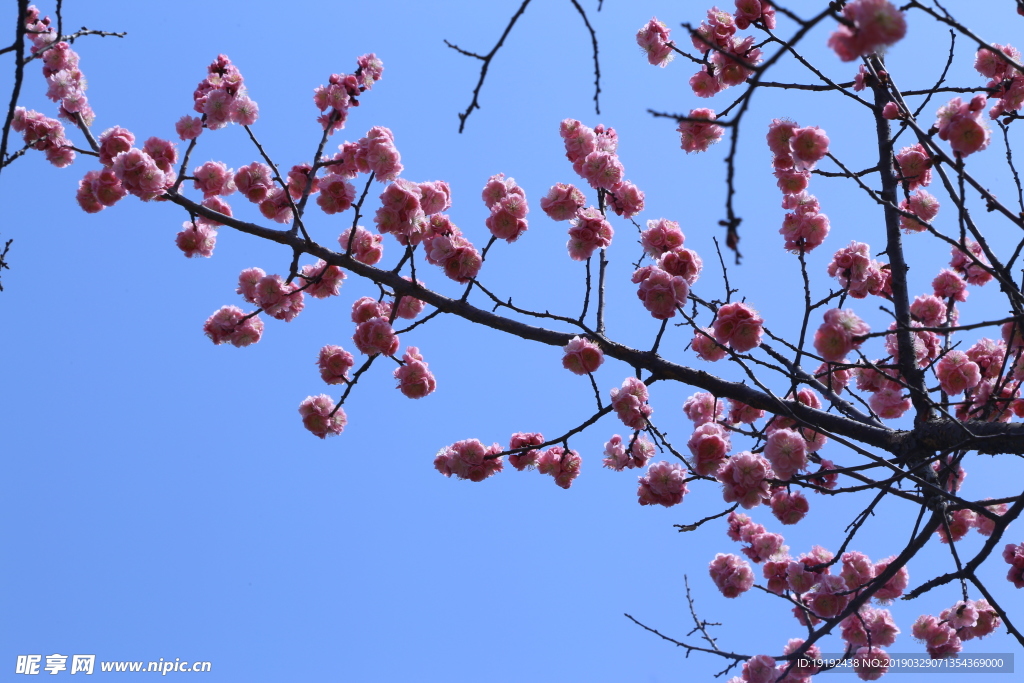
top-left (813, 308), bottom-right (870, 363)
top-left (351, 296), bottom-right (398, 356)
top-left (298, 395), bottom-right (347, 439)
top-left (12, 106), bottom-right (74, 168)
top-left (827, 0), bottom-right (907, 61)
top-left (561, 336), bottom-right (604, 375)
top-left (482, 173), bottom-right (529, 242)
top-left (827, 241), bottom-right (890, 299)
top-left (975, 44), bottom-right (1024, 119)
top-left (376, 177), bottom-right (451, 246)
top-left (676, 108), bottom-right (724, 154)
top-left (688, 8), bottom-right (764, 98)
top-left (421, 214), bottom-right (483, 284)
top-left (712, 301), bottom-right (764, 353)
top-left (912, 599), bottom-right (1002, 658)
top-left (559, 119), bottom-right (644, 219)
top-left (331, 126), bottom-right (404, 183)
top-left (434, 439), bottom-right (503, 482)
top-left (935, 96), bottom-right (991, 157)
top-left (25, 5), bottom-right (95, 127)
top-left (767, 118), bottom-right (831, 253)
top-left (394, 346), bottom-right (436, 399)
top-left (187, 54), bottom-right (259, 133)
top-left (610, 377), bottom-right (654, 430)
top-left (708, 552), bottom-right (755, 598)
top-left (602, 434), bottom-right (655, 471)
top-left (312, 53), bottom-right (383, 133)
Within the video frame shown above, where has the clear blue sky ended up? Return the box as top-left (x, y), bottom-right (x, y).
top-left (2, 0), bottom-right (1022, 680)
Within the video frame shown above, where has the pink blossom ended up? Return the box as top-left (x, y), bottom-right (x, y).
top-left (936, 350), bottom-right (981, 395)
top-left (417, 180), bottom-right (451, 215)
top-left (912, 614), bottom-right (963, 658)
top-left (936, 97), bottom-right (991, 157)
top-left (234, 162), bottom-right (274, 203)
top-left (637, 460), bottom-right (689, 507)
top-left (255, 274), bottom-right (305, 322)
top-left (688, 423), bottom-right (730, 476)
top-left (708, 553), bottom-right (755, 598)
top-left (203, 305), bottom-right (264, 347)
top-left (632, 266), bottom-right (689, 319)
top-left (508, 432), bottom-right (544, 471)
top-left (351, 297), bottom-right (390, 324)
top-left (717, 451), bottom-right (773, 509)
top-left (806, 573), bottom-right (849, 618)
top-left (734, 0), bottom-right (776, 30)
top-left (872, 556), bottom-right (909, 602)
top-left (640, 218), bottom-right (684, 257)
top-left (814, 362), bottom-right (852, 395)
top-left (142, 137), bottom-right (178, 173)
top-left (713, 302), bottom-right (764, 352)
top-left (899, 189), bottom-right (940, 232)
top-left (394, 346), bottom-right (437, 399)
top-left (950, 240), bottom-right (993, 286)
top-left (774, 168), bottom-right (810, 195)
top-left (763, 428), bottom-right (807, 481)
top-left (910, 294), bottom-right (948, 327)
top-left (175, 222), bottom-right (216, 258)
top-left (610, 377), bottom-right (653, 430)
top-left (316, 174), bottom-right (356, 214)
top-left (358, 126), bottom-right (403, 181)
top-left (317, 345), bottom-right (354, 384)
top-left (352, 317), bottom-right (399, 356)
top-left (111, 148), bottom-right (171, 200)
top-left (229, 96), bottom-right (259, 126)
top-left (763, 560), bottom-right (790, 595)
top-left (869, 386), bottom-right (911, 419)
top-left (894, 143), bottom-right (932, 190)
top-left (562, 336), bottom-right (604, 375)
top-left (300, 260), bottom-right (346, 299)
top-left (728, 399), bottom-right (764, 424)
top-left (937, 509), bottom-right (976, 544)
top-left (882, 101), bottom-right (902, 119)
top-left (434, 439), bottom-right (503, 482)
top-left (192, 161), bottom-right (235, 198)
top-left (540, 183), bottom-right (586, 221)
top-left (682, 392), bottom-right (724, 426)
top-left (828, 241), bottom-right (887, 299)
top-left (813, 308), bottom-right (869, 362)
top-left (780, 209), bottom-right (830, 253)
top-left (567, 207), bottom-right (614, 260)
top-left (636, 18), bottom-right (674, 67)
top-left (298, 395), bottom-right (347, 439)
top-left (770, 489), bottom-right (809, 525)
top-left (603, 434), bottom-right (655, 471)
top-left (930, 269), bottom-right (967, 304)
top-left (972, 501), bottom-right (1008, 537)
top-left (98, 126), bottom-right (135, 166)
top-left (236, 267), bottom-right (266, 304)
top-left (442, 245), bottom-right (483, 283)
top-left (536, 446), bottom-right (582, 489)
top-left (742, 530), bottom-right (786, 564)
top-left (689, 67), bottom-right (724, 98)
top-left (677, 109), bottom-right (724, 153)
top-left (485, 194), bottom-right (529, 243)
top-left (966, 337), bottom-right (1007, 380)
top-left (790, 126), bottom-right (830, 171)
top-left (827, 0), bottom-right (907, 61)
top-left (740, 656), bottom-right (776, 683)
top-left (338, 226), bottom-right (384, 265)
top-left (176, 113), bottom-right (203, 143)
top-left (606, 181), bottom-right (645, 218)
top-left (658, 248), bottom-right (702, 284)
top-left (357, 53), bottom-right (384, 88)
top-left (692, 327), bottom-right (728, 362)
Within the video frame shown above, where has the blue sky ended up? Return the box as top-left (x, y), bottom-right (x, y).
top-left (2, 0), bottom-right (1022, 680)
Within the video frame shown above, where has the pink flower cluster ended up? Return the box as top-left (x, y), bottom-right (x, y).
top-left (540, 183), bottom-right (585, 221)
top-left (375, 178), bottom-right (451, 246)
top-left (936, 96), bottom-right (991, 157)
top-left (717, 451), bottom-right (772, 508)
top-left (712, 302), bottom-right (764, 352)
top-left (422, 214), bottom-right (483, 284)
top-left (26, 6), bottom-right (95, 127)
top-left (767, 119), bottom-right (831, 253)
top-left (899, 189), bottom-right (940, 233)
top-left (394, 346), bottom-right (436, 399)
top-left (317, 345), bottom-right (354, 384)
top-left (913, 599), bottom-right (1002, 658)
top-left (708, 553), bottom-right (755, 598)
top-left (203, 305), bottom-right (264, 347)
top-left (827, 0), bottom-right (907, 61)
top-left (338, 226), bottom-right (385, 265)
top-left (325, 126), bottom-right (404, 185)
top-left (482, 174), bottom-right (529, 242)
top-left (688, 422), bottom-right (731, 475)
top-left (508, 432), bottom-right (545, 471)
top-left (677, 108), bottom-right (724, 154)
top-left (12, 106), bottom-right (75, 168)
top-left (631, 264), bottom-right (689, 319)
top-left (1005, 542), bottom-right (1024, 588)
top-left (434, 439), bottom-right (503, 482)
top-left (637, 460), bottom-right (689, 507)
top-left (79, 127), bottom-right (178, 208)
top-left (894, 143), bottom-right (932, 190)
top-left (950, 239), bottom-right (994, 286)
top-left (299, 260), bottom-right (346, 299)
top-left (636, 18), bottom-right (674, 67)
top-left (975, 44), bottom-right (1024, 119)
top-left (298, 395), bottom-right (347, 439)
top-left (813, 308), bottom-right (870, 362)
top-left (559, 119), bottom-right (645, 218)
top-left (562, 336), bottom-right (604, 375)
top-left (827, 241), bottom-right (890, 299)
top-left (727, 512), bottom-right (787, 564)
top-left (766, 388), bottom-right (828, 452)
top-left (688, 8), bottom-right (764, 98)
top-left (936, 350), bottom-right (981, 395)
top-left (603, 434), bottom-right (655, 471)
top-left (312, 53), bottom-right (383, 133)
top-left (568, 208), bottom-right (614, 261)
top-left (351, 297), bottom-right (399, 356)
top-left (610, 377), bottom-right (653, 430)
top-left (242, 272), bottom-right (304, 322)
top-left (770, 489), bottom-right (809, 525)
top-left (188, 54), bottom-right (259, 132)
top-left (536, 446), bottom-right (582, 489)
